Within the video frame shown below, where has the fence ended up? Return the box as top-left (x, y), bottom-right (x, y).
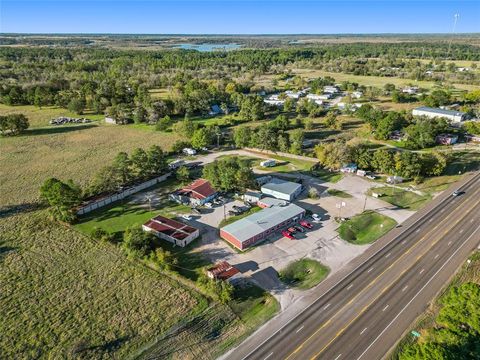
top-left (76, 173), bottom-right (171, 215)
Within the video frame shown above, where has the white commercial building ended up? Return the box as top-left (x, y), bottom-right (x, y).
top-left (412, 106), bottom-right (467, 123)
top-left (261, 178), bottom-right (303, 201)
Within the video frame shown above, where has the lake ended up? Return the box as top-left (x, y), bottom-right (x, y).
top-left (173, 43), bottom-right (241, 52)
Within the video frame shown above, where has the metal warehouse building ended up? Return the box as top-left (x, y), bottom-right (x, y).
top-left (412, 106), bottom-right (467, 123)
top-left (220, 203), bottom-right (305, 250)
top-left (261, 178), bottom-right (303, 201)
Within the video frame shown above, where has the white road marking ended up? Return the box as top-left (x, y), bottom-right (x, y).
top-left (434, 254), bottom-right (439, 259)
top-left (382, 305), bottom-right (389, 312)
top-left (296, 325), bottom-right (304, 333)
top-left (324, 303), bottom-right (331, 310)
top-left (428, 218), bottom-right (433, 223)
top-left (419, 268), bottom-right (425, 275)
top-left (401, 240), bottom-right (407, 245)
top-left (460, 229), bottom-right (464, 234)
top-left (264, 352), bottom-right (274, 360)
top-left (334, 354), bottom-right (342, 360)
top-left (448, 241), bottom-right (452, 246)
top-left (471, 219), bottom-right (475, 223)
top-left (347, 284), bottom-right (353, 290)
top-left (415, 229), bottom-right (421, 233)
top-left (440, 208), bottom-right (445, 213)
top-left (385, 252), bottom-right (391, 258)
top-left (368, 267), bottom-right (374, 273)
top-left (357, 225), bottom-right (480, 360)
top-left (360, 327), bottom-right (368, 335)
top-left (402, 285), bottom-right (408, 292)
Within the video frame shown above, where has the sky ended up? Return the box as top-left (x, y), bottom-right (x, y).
top-left (1, 1), bottom-right (479, 34)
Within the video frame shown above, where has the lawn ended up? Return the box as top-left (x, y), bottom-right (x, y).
top-left (219, 206), bottom-right (263, 228)
top-left (0, 103), bottom-right (104, 128)
top-left (327, 188), bottom-right (352, 198)
top-left (338, 211), bottom-right (397, 245)
top-left (279, 258), bottom-right (330, 290)
top-left (74, 199), bottom-right (191, 238)
top-left (369, 186), bottom-right (432, 211)
top-left (308, 168), bottom-right (343, 183)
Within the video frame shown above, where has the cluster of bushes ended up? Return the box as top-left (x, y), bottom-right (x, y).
top-left (0, 113), bottom-right (29, 135)
top-left (233, 116), bottom-right (305, 155)
top-left (399, 282), bottom-right (480, 360)
top-left (315, 139), bottom-right (448, 181)
top-left (39, 145), bottom-right (168, 222)
top-left (202, 156), bottom-right (256, 192)
top-left (357, 104), bottom-right (451, 149)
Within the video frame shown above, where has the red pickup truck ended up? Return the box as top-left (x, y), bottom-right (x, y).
top-left (282, 230), bottom-right (295, 240)
top-left (299, 220), bottom-right (313, 229)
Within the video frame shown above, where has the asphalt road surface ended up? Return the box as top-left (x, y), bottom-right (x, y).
top-left (228, 172), bottom-right (480, 360)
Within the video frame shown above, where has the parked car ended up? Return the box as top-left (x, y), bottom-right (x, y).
top-left (366, 174), bottom-right (376, 180)
top-left (287, 227), bottom-right (297, 233)
top-left (181, 214), bottom-right (192, 221)
top-left (299, 220), bottom-right (313, 229)
top-left (282, 230), bottom-right (295, 240)
top-left (294, 225), bottom-right (305, 233)
top-left (452, 190), bottom-right (464, 197)
top-left (205, 202), bottom-right (213, 208)
top-left (311, 213), bottom-right (322, 222)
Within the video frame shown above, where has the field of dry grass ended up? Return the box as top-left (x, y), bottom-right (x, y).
top-left (0, 104), bottom-right (104, 128)
top-left (290, 68), bottom-right (478, 91)
top-left (0, 210), bottom-right (210, 359)
top-left (0, 122), bottom-right (182, 205)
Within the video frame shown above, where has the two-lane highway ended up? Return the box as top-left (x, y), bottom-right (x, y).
top-left (228, 172), bottom-right (480, 360)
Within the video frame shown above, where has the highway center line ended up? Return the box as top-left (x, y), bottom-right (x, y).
top-left (241, 176), bottom-right (479, 360)
top-left (402, 285), bottom-right (408, 292)
top-left (448, 241), bottom-right (452, 246)
top-left (382, 305), bottom-right (389, 312)
top-left (347, 284), bottom-right (353, 290)
top-left (264, 352), bottom-right (274, 360)
top-left (434, 254), bottom-right (439, 259)
top-left (385, 252), bottom-right (391, 258)
top-left (296, 325), bottom-right (304, 333)
top-left (300, 195), bottom-right (480, 360)
top-left (324, 303), bottom-right (331, 310)
top-left (333, 354), bottom-right (342, 360)
top-left (367, 267), bottom-right (374, 273)
top-left (356, 224), bottom-right (480, 360)
top-left (419, 269), bottom-right (425, 274)
top-left (360, 327), bottom-right (368, 335)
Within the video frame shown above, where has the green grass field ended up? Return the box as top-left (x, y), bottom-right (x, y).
top-left (290, 68), bottom-right (478, 91)
top-left (338, 211), bottom-right (397, 245)
top-left (75, 200), bottom-right (191, 238)
top-left (370, 187), bottom-right (431, 211)
top-left (308, 168), bottom-right (343, 183)
top-left (327, 189), bottom-right (352, 198)
top-left (279, 258), bottom-right (330, 290)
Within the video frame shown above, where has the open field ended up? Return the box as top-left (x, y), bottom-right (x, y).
top-left (369, 187), bottom-right (431, 211)
top-left (0, 124), bottom-right (182, 206)
top-left (0, 210), bottom-right (209, 359)
top-left (0, 104), bottom-right (104, 128)
top-left (338, 210), bottom-right (397, 245)
top-left (290, 68), bottom-right (478, 91)
top-left (279, 258), bottom-right (330, 290)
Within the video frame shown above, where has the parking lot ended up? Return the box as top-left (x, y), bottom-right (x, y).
top-left (176, 170), bottom-right (415, 309)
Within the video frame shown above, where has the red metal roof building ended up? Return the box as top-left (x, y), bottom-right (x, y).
top-left (206, 261), bottom-right (241, 283)
top-left (170, 178), bottom-right (217, 206)
top-left (142, 215), bottom-right (199, 247)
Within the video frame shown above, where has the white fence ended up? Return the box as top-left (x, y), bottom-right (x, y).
top-left (76, 173), bottom-right (171, 215)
